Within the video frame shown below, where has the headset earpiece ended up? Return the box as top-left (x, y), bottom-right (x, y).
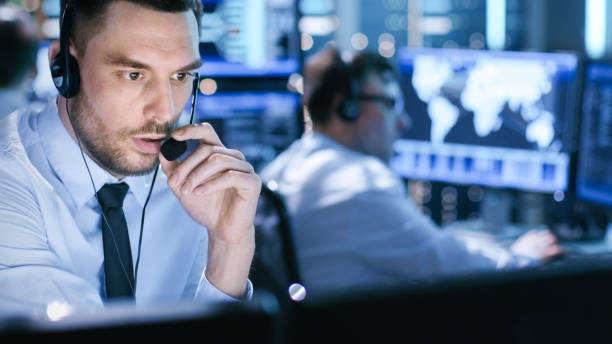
top-left (339, 98), bottom-right (359, 121)
top-left (338, 76), bottom-right (360, 122)
top-left (50, 1), bottom-right (80, 98)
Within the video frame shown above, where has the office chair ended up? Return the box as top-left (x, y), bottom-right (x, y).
top-left (251, 181), bottom-right (306, 303)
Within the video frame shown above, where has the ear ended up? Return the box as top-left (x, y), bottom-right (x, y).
top-left (48, 40), bottom-right (61, 64)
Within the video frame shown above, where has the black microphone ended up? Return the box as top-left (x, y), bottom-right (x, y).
top-left (161, 72), bottom-right (199, 162)
top-left (160, 138), bottom-right (187, 161)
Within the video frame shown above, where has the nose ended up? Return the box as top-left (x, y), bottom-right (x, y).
top-left (144, 79), bottom-right (176, 123)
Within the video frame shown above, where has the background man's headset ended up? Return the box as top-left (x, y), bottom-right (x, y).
top-left (49, 1), bottom-right (199, 297)
top-left (337, 74), bottom-right (362, 122)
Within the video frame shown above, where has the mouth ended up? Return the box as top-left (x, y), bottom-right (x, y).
top-left (131, 135), bottom-right (166, 154)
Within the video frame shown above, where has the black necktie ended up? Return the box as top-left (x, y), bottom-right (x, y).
top-left (96, 182), bottom-right (135, 300)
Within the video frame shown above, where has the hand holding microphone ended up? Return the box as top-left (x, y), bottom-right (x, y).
top-left (159, 123), bottom-right (260, 298)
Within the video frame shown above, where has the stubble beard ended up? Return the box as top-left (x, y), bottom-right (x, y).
top-left (68, 91), bottom-right (175, 177)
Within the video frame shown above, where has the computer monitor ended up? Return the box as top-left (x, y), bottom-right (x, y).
top-left (391, 48), bottom-right (579, 193)
top-left (292, 259), bottom-right (612, 343)
top-left (576, 63), bottom-right (612, 206)
top-left (193, 91), bottom-right (301, 170)
top-left (198, 0), bottom-right (300, 78)
top-left (1, 294), bottom-right (279, 341)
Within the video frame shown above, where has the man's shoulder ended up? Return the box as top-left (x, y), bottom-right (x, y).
top-left (261, 134), bottom-right (406, 212)
top-left (0, 110), bottom-right (45, 188)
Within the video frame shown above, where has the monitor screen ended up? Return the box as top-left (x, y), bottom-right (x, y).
top-left (198, 0), bottom-right (300, 78)
top-left (193, 91), bottom-right (300, 170)
top-left (576, 63), bottom-right (612, 206)
top-left (391, 48), bottom-right (579, 193)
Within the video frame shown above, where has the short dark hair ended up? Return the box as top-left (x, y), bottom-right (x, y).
top-left (60, 0), bottom-right (203, 55)
top-left (307, 50), bottom-right (396, 125)
top-left (0, 9), bottom-right (38, 88)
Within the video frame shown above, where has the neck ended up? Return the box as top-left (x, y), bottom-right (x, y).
top-left (313, 116), bottom-right (357, 151)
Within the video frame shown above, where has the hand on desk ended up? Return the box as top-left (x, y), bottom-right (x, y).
top-left (509, 229), bottom-right (563, 261)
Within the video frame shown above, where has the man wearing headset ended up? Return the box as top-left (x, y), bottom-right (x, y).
top-left (260, 47), bottom-right (562, 295)
top-left (0, 0), bottom-right (260, 315)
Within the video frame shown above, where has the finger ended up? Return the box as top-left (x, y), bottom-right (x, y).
top-left (169, 145), bottom-right (245, 188)
top-left (159, 152), bottom-right (180, 179)
top-left (171, 122), bottom-right (224, 147)
top-left (181, 154), bottom-right (254, 194)
top-left (193, 170), bottom-right (261, 197)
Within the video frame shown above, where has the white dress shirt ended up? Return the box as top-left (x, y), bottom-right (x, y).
top-left (0, 88), bottom-right (27, 121)
top-left (0, 102), bottom-right (251, 317)
top-left (260, 132), bottom-right (533, 295)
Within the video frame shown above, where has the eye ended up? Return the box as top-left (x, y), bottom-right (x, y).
top-left (172, 72), bottom-right (189, 82)
top-left (124, 71), bottom-right (144, 81)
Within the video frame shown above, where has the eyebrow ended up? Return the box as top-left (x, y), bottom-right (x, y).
top-left (103, 55), bottom-right (203, 72)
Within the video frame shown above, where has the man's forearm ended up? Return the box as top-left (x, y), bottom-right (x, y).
top-left (205, 225), bottom-right (255, 299)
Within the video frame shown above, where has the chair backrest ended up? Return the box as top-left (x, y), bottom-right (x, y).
top-left (251, 181), bottom-right (305, 302)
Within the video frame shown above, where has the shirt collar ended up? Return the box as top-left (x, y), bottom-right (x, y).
top-left (37, 101), bottom-right (153, 209)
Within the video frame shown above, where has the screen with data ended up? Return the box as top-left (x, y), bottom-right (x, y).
top-left (576, 63), bottom-right (612, 206)
top-left (391, 48), bottom-right (579, 192)
top-left (198, 0), bottom-right (300, 77)
top-left (194, 92), bottom-right (300, 170)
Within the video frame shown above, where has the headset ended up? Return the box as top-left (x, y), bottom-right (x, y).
top-left (338, 75), bottom-right (362, 122)
top-left (50, 1), bottom-right (199, 298)
top-left (50, 1), bottom-right (79, 99)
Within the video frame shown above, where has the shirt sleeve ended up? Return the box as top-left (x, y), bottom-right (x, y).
top-left (0, 157), bottom-right (104, 318)
top-left (349, 190), bottom-right (534, 278)
top-left (296, 189), bottom-right (523, 291)
top-left (194, 269), bottom-right (253, 303)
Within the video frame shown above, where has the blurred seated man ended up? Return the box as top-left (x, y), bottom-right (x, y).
top-left (0, 4), bottom-right (38, 119)
top-left (260, 48), bottom-right (562, 295)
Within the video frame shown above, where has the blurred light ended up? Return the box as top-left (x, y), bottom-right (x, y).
top-left (299, 15), bottom-right (340, 36)
top-left (486, 0), bottom-right (506, 50)
top-left (419, 16), bottom-right (452, 35)
top-left (467, 186), bottom-right (484, 202)
top-left (378, 40), bottom-right (396, 58)
top-left (286, 73), bottom-right (303, 95)
top-left (554, 190), bottom-right (565, 202)
top-left (288, 283), bottom-right (307, 302)
top-left (469, 32), bottom-right (485, 49)
top-left (288, 73), bottom-right (303, 90)
top-left (586, 0), bottom-right (607, 59)
top-left (245, 0), bottom-right (266, 69)
top-left (299, 0), bottom-right (334, 16)
top-left (378, 32), bottom-right (395, 45)
top-left (266, 180), bottom-right (279, 192)
top-left (422, 0), bottom-right (452, 14)
top-left (295, 76), bottom-right (304, 95)
top-left (351, 32), bottom-right (368, 50)
top-left (301, 33), bottom-right (314, 51)
top-left (42, 18), bottom-right (60, 39)
top-left (46, 301), bottom-right (72, 321)
top-left (341, 50), bottom-right (354, 63)
top-left (199, 78), bottom-right (217, 95)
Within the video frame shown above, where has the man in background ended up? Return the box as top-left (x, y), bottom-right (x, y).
top-left (261, 47), bottom-right (561, 295)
